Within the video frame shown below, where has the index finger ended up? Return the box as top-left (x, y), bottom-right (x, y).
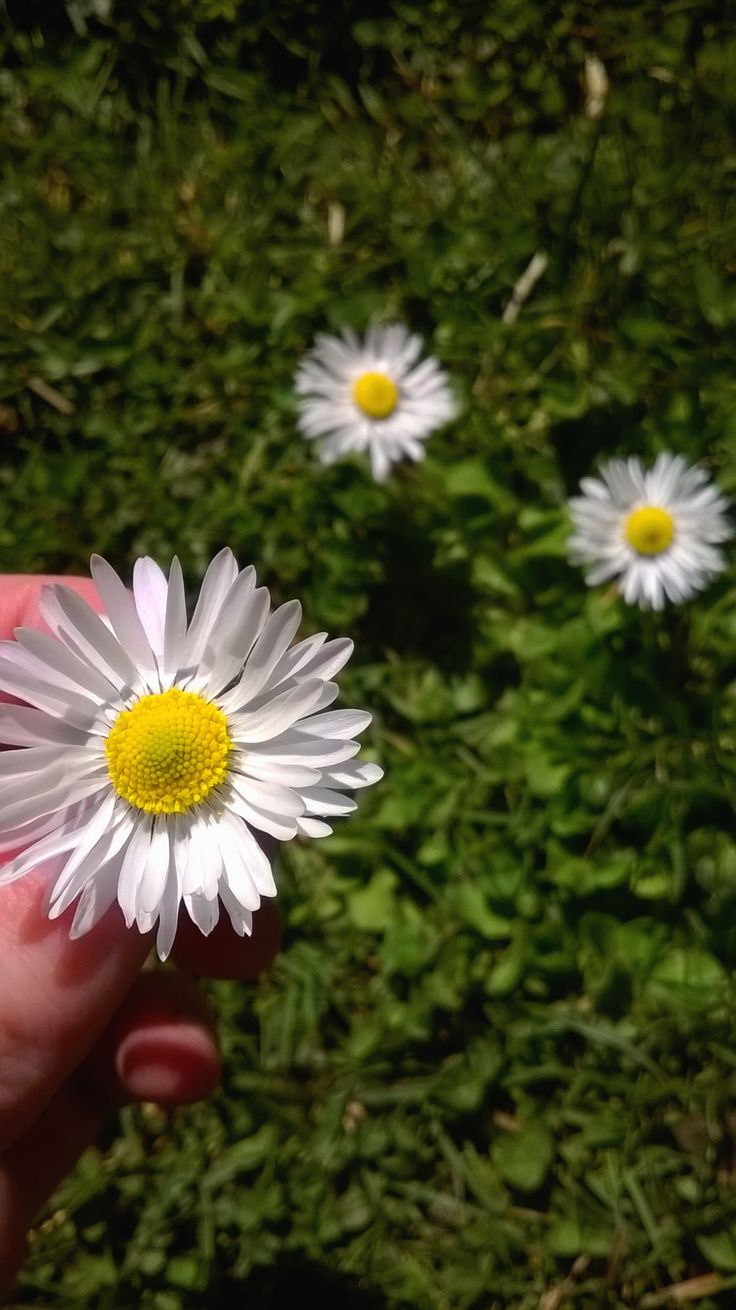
top-left (0, 573), bottom-right (280, 1150)
top-left (0, 575), bottom-right (102, 640)
top-left (0, 575), bottom-right (154, 1151)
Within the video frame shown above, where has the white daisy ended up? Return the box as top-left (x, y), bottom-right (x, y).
top-left (294, 323), bottom-right (456, 482)
top-left (568, 452), bottom-right (731, 610)
top-left (0, 550), bottom-right (382, 959)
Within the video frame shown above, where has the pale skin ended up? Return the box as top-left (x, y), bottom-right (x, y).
top-left (0, 576), bottom-right (280, 1299)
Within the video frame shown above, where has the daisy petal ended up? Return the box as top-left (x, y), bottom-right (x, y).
top-left (14, 627), bottom-right (121, 702)
top-left (200, 583), bottom-right (269, 698)
top-left (69, 853), bottom-right (124, 938)
top-left (162, 557), bottom-right (188, 687)
top-left (41, 585), bottom-right (140, 691)
top-left (132, 557), bottom-right (168, 660)
top-left (214, 813), bottom-right (261, 911)
top-left (184, 891), bottom-right (220, 936)
top-left (301, 787), bottom-right (358, 816)
top-left (0, 705), bottom-right (88, 748)
top-left (224, 600), bottom-right (303, 706)
top-left (90, 554), bottom-right (159, 681)
top-left (233, 679), bottom-right (329, 742)
top-left (135, 822), bottom-right (170, 914)
top-left (218, 879), bottom-right (254, 936)
top-left (296, 816), bottom-right (333, 838)
top-left (180, 548), bottom-right (240, 672)
top-left (117, 818), bottom-right (155, 927)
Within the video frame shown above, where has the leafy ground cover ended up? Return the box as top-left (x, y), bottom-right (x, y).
top-left (2, 2), bottom-right (736, 1306)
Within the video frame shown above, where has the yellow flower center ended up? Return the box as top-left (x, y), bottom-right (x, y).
top-left (352, 371), bottom-right (399, 419)
top-left (624, 506), bottom-right (675, 556)
top-left (105, 688), bottom-right (232, 814)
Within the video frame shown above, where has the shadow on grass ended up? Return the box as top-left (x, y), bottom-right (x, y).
top-left (361, 506), bottom-right (476, 673)
top-left (217, 1256), bottom-right (387, 1308)
top-left (550, 402), bottom-right (646, 494)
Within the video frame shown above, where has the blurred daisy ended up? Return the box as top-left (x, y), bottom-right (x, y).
top-left (295, 323), bottom-right (456, 482)
top-left (568, 453), bottom-right (731, 609)
top-left (0, 550), bottom-right (382, 959)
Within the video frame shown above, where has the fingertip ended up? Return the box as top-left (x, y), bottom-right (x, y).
top-left (89, 971), bottom-right (221, 1108)
top-left (117, 1021), bottom-right (221, 1106)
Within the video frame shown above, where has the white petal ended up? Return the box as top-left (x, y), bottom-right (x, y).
top-left (155, 834), bottom-right (182, 960)
top-left (90, 555), bottom-right (158, 682)
top-left (299, 681), bottom-right (339, 715)
top-left (322, 761), bottom-right (384, 789)
top-left (1, 773), bottom-right (110, 831)
top-left (228, 774), bottom-right (304, 818)
top-left (14, 628), bottom-right (121, 702)
top-left (296, 816), bottom-right (333, 838)
top-left (41, 585), bottom-right (140, 692)
top-left (233, 679), bottom-right (329, 742)
top-left (184, 891), bottom-right (220, 935)
top-left (218, 879), bottom-right (253, 936)
top-left (215, 813), bottom-right (262, 911)
top-left (49, 794), bottom-right (126, 899)
top-left (132, 557), bottom-right (168, 660)
top-left (50, 810), bottom-right (135, 917)
top-left (1, 753), bottom-right (105, 810)
top-left (161, 557), bottom-right (188, 687)
top-left (221, 813), bottom-right (277, 896)
top-left (0, 657), bottom-right (104, 731)
top-left (117, 817), bottom-right (155, 927)
top-left (222, 600), bottom-right (302, 706)
top-left (0, 705), bottom-right (88, 748)
top-left (239, 732), bottom-right (360, 767)
top-left (297, 709), bottom-right (372, 738)
top-left (370, 442), bottom-right (393, 482)
top-left (180, 548), bottom-right (240, 672)
top-left (0, 743), bottom-right (93, 780)
top-left (138, 822), bottom-right (170, 914)
top-left (293, 637), bottom-right (354, 683)
top-left (69, 851), bottom-right (125, 938)
top-left (260, 633), bottom-right (327, 691)
top-left (300, 787), bottom-right (358, 816)
top-left (199, 583), bottom-right (269, 698)
top-left (171, 812), bottom-right (192, 887)
top-left (0, 809), bottom-right (73, 857)
top-left (224, 789), bottom-right (298, 841)
top-left (186, 815), bottom-right (222, 899)
top-left (0, 809), bottom-right (87, 887)
top-left (236, 755), bottom-right (322, 788)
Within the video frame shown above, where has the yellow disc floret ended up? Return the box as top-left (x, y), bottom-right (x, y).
top-left (105, 688), bottom-right (232, 814)
top-left (352, 371), bottom-right (399, 419)
top-left (624, 505), bottom-right (675, 556)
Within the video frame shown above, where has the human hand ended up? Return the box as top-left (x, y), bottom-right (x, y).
top-left (0, 575), bottom-right (281, 1299)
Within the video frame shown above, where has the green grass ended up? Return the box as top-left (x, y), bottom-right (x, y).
top-left (3, 2), bottom-right (736, 1306)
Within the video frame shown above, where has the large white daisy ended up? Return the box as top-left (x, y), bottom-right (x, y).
top-left (0, 550), bottom-right (382, 959)
top-left (294, 323), bottom-right (456, 482)
top-left (568, 453), bottom-right (731, 609)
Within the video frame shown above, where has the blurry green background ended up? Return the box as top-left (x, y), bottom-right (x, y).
top-left (3, 2), bottom-right (736, 1306)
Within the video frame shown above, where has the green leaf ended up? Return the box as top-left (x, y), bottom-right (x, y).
top-left (446, 883), bottom-right (514, 940)
top-left (646, 947), bottom-right (729, 1009)
top-left (485, 930), bottom-right (528, 997)
top-left (348, 868), bottom-right (398, 931)
top-left (492, 1120), bottom-right (554, 1192)
top-left (546, 1203), bottom-right (613, 1258)
top-left (697, 1232), bottom-right (736, 1272)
